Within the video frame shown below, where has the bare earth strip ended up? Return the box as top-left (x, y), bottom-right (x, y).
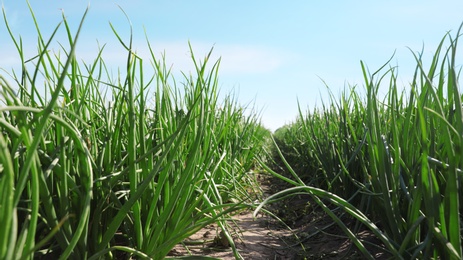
top-left (170, 209), bottom-right (294, 259)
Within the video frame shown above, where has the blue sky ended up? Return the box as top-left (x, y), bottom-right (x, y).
top-left (1, 1), bottom-right (463, 131)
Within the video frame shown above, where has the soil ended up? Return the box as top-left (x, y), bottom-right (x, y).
top-left (170, 173), bottom-right (390, 260)
top-left (169, 209), bottom-right (292, 259)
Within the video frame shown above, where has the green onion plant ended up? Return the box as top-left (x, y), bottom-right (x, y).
top-left (262, 23), bottom-right (463, 259)
top-left (0, 4), bottom-right (268, 260)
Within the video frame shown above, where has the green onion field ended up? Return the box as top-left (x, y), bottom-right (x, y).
top-left (1, 5), bottom-right (463, 260)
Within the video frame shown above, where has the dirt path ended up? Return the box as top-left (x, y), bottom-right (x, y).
top-left (169, 173), bottom-right (388, 259)
top-left (169, 209), bottom-right (293, 259)
top-left (169, 173), bottom-right (299, 259)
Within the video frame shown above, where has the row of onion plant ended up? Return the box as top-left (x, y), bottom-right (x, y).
top-left (259, 24), bottom-right (463, 259)
top-left (0, 5), bottom-right (269, 260)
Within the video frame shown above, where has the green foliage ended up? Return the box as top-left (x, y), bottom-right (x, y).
top-left (264, 24), bottom-right (463, 259)
top-left (0, 5), bottom-right (268, 260)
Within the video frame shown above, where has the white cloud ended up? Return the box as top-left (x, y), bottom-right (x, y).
top-left (70, 39), bottom-right (294, 77)
top-left (135, 41), bottom-right (293, 76)
top-left (214, 45), bottom-right (289, 74)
